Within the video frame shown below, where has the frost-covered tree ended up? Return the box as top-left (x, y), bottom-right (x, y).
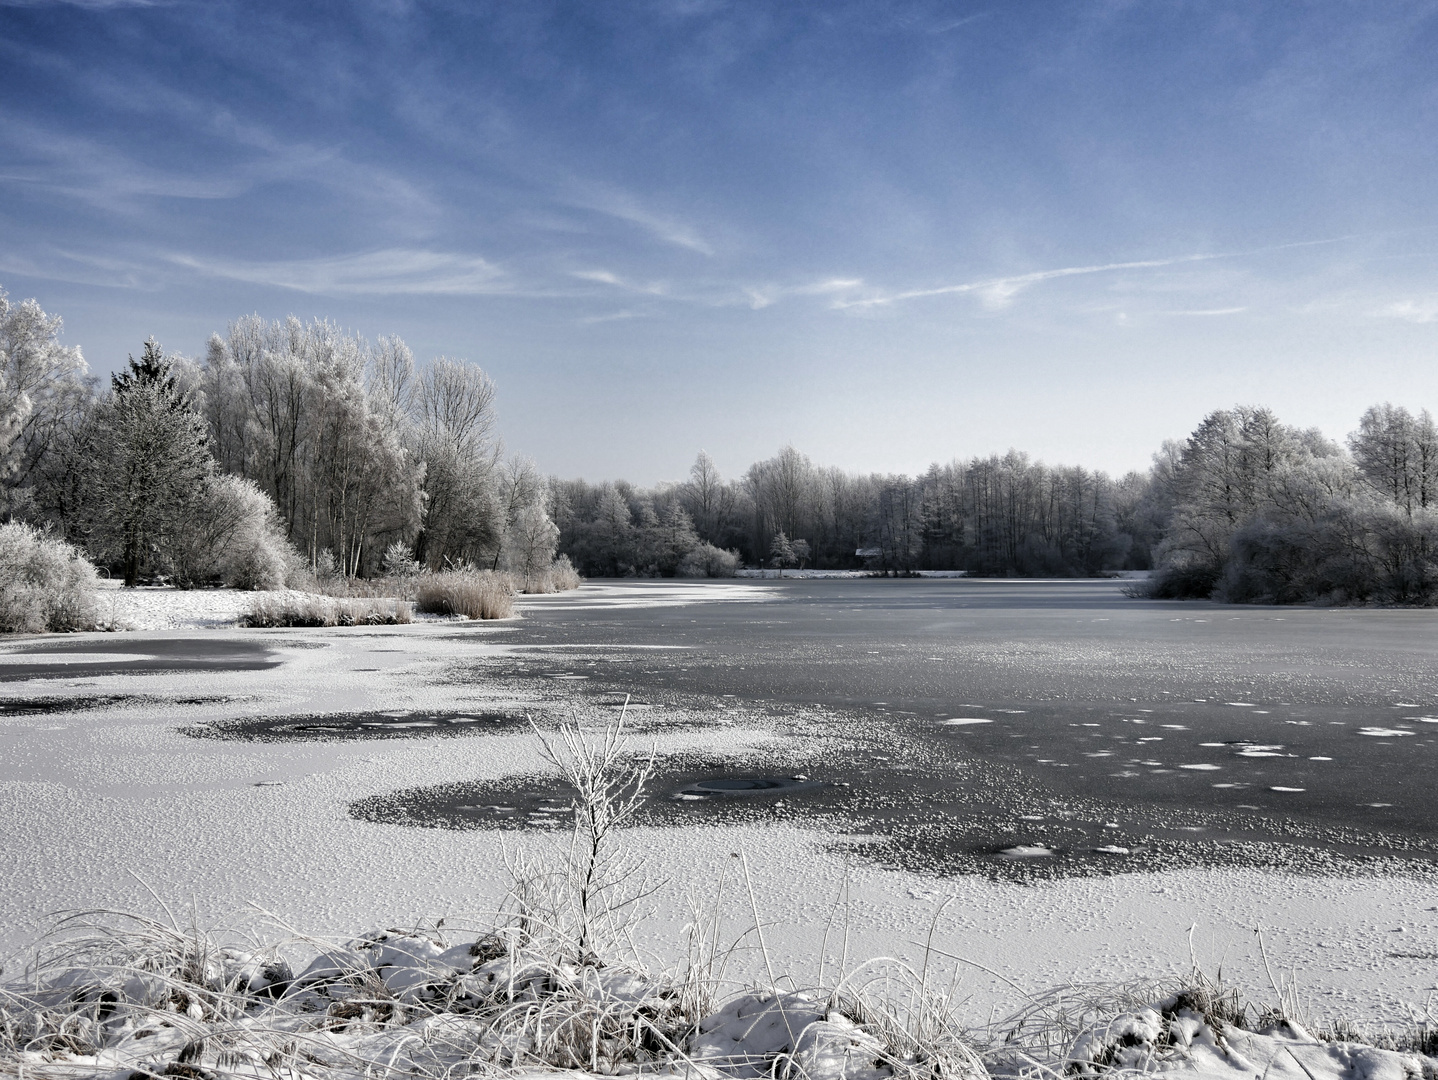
top-left (592, 485), bottom-right (636, 575)
top-left (646, 501), bottom-right (699, 576)
top-left (769, 530), bottom-right (795, 575)
top-left (1146, 403), bottom-right (1438, 604)
top-left (167, 474), bottom-right (295, 590)
top-left (411, 356), bottom-right (501, 568)
top-left (504, 500), bottom-right (561, 589)
top-left (488, 456), bottom-right (545, 572)
top-left (85, 339), bottom-right (211, 586)
top-left (1348, 403), bottom-right (1438, 516)
top-left (1149, 407), bottom-right (1320, 595)
top-left (202, 316), bottom-right (427, 575)
top-left (677, 542), bottom-right (739, 577)
top-left (0, 375), bottom-right (28, 487)
top-left (0, 288), bottom-right (91, 519)
top-left (681, 451), bottom-right (724, 539)
top-left (747, 445), bottom-right (816, 554)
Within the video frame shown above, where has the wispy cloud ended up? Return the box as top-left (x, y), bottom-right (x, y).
top-left (579, 309), bottom-right (649, 325)
top-left (169, 249), bottom-right (507, 296)
top-left (836, 254), bottom-right (1228, 311)
top-left (1376, 298), bottom-right (1438, 324)
top-left (929, 13), bottom-right (989, 34)
top-left (0, 108), bottom-right (441, 232)
top-left (0, 115), bottom-right (251, 203)
top-left (833, 237), bottom-right (1363, 313)
top-left (1164, 306), bottom-right (1248, 316)
top-left (571, 268), bottom-right (672, 297)
top-left (0, 246), bottom-right (149, 289)
top-left (743, 278), bottom-right (863, 310)
top-left (568, 188), bottom-right (714, 256)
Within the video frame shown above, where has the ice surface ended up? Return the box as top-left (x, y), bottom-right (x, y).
top-left (2, 581), bottom-right (1437, 1041)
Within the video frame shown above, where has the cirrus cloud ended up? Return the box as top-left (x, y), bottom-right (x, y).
top-left (167, 249), bottom-right (507, 296)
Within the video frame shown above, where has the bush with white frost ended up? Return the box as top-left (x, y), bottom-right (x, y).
top-left (678, 541), bottom-right (739, 577)
top-left (167, 474), bottom-right (298, 590)
top-left (381, 540), bottom-right (421, 577)
top-left (0, 521), bottom-right (99, 632)
top-left (242, 595), bottom-right (412, 627)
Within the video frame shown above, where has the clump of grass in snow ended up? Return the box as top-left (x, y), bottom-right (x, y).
top-left (513, 555), bottom-right (582, 594)
top-left (415, 569), bottom-right (514, 619)
top-left (241, 595), bottom-right (413, 627)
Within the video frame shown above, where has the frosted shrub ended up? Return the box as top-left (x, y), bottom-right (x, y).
top-left (547, 553), bottom-right (582, 590)
top-left (510, 554), bottom-right (583, 594)
top-left (212, 476), bottom-right (297, 590)
top-left (168, 475), bottom-right (298, 590)
top-left (381, 540), bottom-right (421, 577)
top-left (678, 542), bottom-right (739, 578)
top-left (0, 522), bottom-right (99, 632)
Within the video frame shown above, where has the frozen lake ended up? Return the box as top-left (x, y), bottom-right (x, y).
top-left (2, 577), bottom-right (1436, 1023)
top-left (478, 578), bottom-right (1438, 869)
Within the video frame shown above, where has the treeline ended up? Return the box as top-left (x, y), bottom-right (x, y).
top-left (6, 285), bottom-right (1434, 605)
top-left (1148, 404), bottom-right (1438, 604)
top-left (553, 408), bottom-right (1438, 605)
top-left (553, 446), bottom-right (1153, 577)
top-left (0, 288), bottom-right (563, 589)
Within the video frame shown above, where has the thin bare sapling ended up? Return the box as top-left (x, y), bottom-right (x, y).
top-left (530, 697), bottom-right (659, 967)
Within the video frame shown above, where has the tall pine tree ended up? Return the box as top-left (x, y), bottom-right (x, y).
top-left (87, 339), bottom-right (211, 585)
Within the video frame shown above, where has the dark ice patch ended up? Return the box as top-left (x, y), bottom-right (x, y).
top-left (672, 775), bottom-right (822, 798)
top-left (0, 694), bottom-right (234, 715)
top-left (183, 710), bottom-right (529, 742)
top-left (348, 733), bottom-right (1438, 883)
top-left (350, 757), bottom-right (843, 834)
top-left (0, 638), bottom-right (277, 680)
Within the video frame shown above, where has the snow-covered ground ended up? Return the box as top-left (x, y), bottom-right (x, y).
top-left (93, 579), bottom-right (277, 630)
top-left (91, 579), bottom-right (778, 629)
top-left (1, 583), bottom-right (1434, 1079)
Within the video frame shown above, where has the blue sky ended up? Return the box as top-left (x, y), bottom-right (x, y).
top-left (2, 0), bottom-right (1437, 484)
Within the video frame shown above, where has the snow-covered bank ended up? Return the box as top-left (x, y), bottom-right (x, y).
top-left (79, 579), bottom-right (777, 631)
top-left (92, 581), bottom-right (303, 631)
top-left (5, 902), bottom-right (1435, 1080)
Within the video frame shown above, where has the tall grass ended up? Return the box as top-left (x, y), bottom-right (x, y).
top-left (414, 570), bottom-right (515, 619)
top-left (242, 595), bottom-right (413, 627)
top-left (515, 554), bottom-right (582, 594)
top-left (241, 564), bottom-right (571, 626)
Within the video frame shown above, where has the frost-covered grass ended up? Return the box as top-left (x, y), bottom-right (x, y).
top-left (241, 595), bottom-right (413, 628)
top-left (0, 905), bottom-right (987, 1080)
top-left (5, 900), bottom-right (1436, 1080)
top-left (415, 570), bottom-right (516, 620)
top-left (295, 559), bottom-right (579, 614)
top-left (517, 555), bottom-right (582, 595)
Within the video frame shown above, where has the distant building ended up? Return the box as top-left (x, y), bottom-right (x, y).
top-left (855, 547), bottom-right (881, 559)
